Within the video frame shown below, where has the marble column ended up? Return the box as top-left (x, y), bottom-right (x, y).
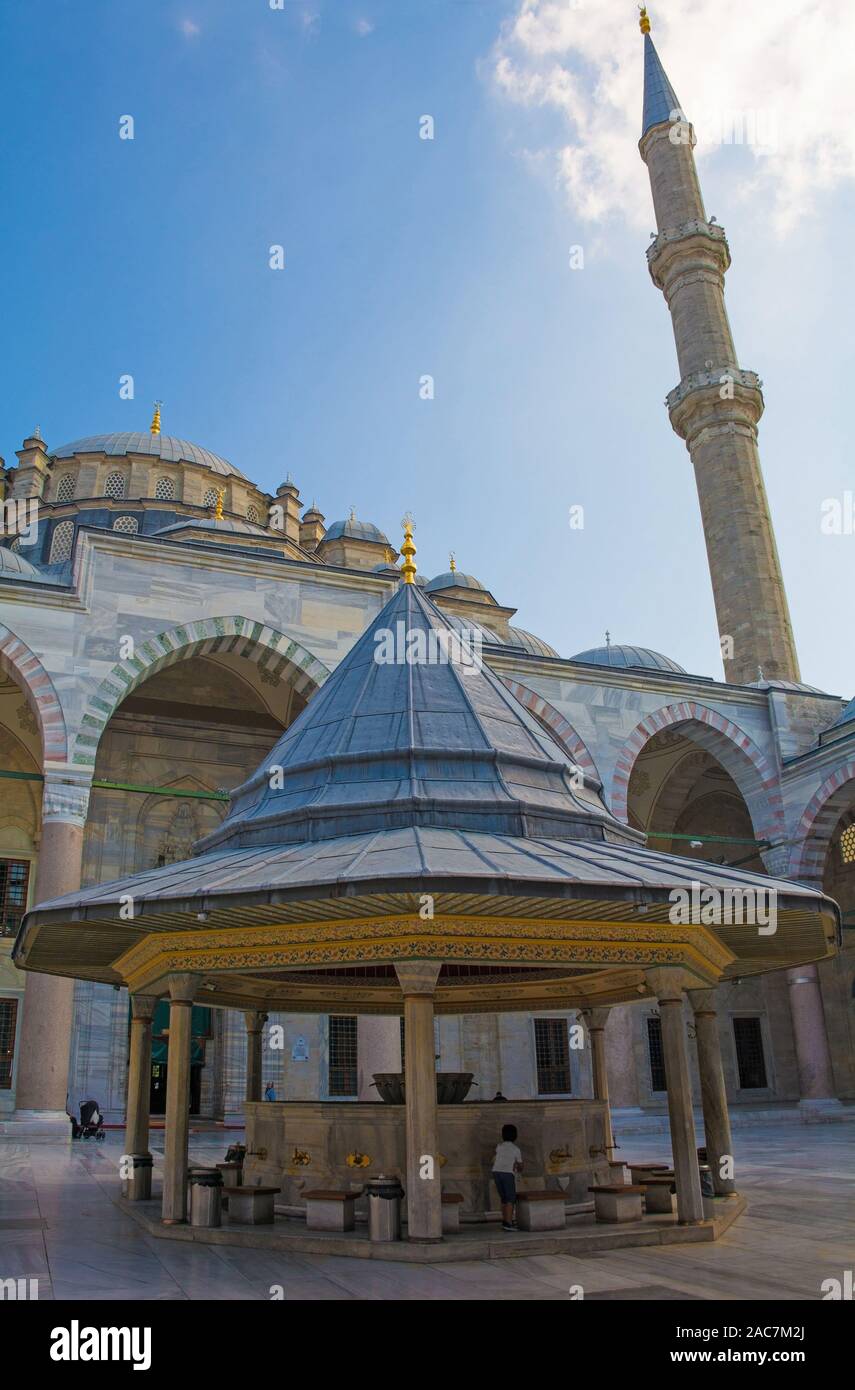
top-left (125, 994), bottom-right (157, 1198)
top-left (786, 964), bottom-right (841, 1111)
top-left (646, 969), bottom-right (704, 1224)
top-left (687, 988), bottom-right (736, 1196)
top-left (161, 973), bottom-right (200, 1224)
top-left (14, 777), bottom-right (90, 1128)
top-left (395, 962), bottom-right (442, 1242)
top-left (244, 1011), bottom-right (268, 1104)
top-left (582, 1007), bottom-right (614, 1149)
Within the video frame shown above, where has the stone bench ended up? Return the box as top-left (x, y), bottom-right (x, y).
top-left (516, 1190), bottom-right (566, 1232)
top-left (638, 1174), bottom-right (676, 1215)
top-left (223, 1185), bottom-right (279, 1226)
top-left (441, 1192), bottom-right (465, 1234)
top-left (588, 1184), bottom-right (645, 1223)
top-left (628, 1162), bottom-right (672, 1185)
top-left (303, 1189), bottom-right (359, 1232)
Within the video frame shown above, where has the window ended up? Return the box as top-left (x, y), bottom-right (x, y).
top-left (55, 473), bottom-right (76, 502)
top-left (733, 1016), bottom-right (768, 1089)
top-left (246, 505), bottom-right (259, 523)
top-left (104, 471), bottom-right (127, 499)
top-left (112, 515), bottom-right (139, 534)
top-left (154, 476), bottom-right (175, 500)
top-left (534, 1017), bottom-right (571, 1094)
top-left (0, 999), bottom-right (18, 1089)
top-left (203, 487), bottom-right (219, 508)
top-left (49, 519), bottom-right (74, 563)
top-left (328, 1015), bottom-right (358, 1097)
top-left (647, 1016), bottom-right (667, 1092)
top-left (840, 823), bottom-right (855, 866)
top-left (0, 859), bottom-right (30, 938)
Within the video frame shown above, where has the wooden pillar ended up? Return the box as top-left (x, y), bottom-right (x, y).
top-left (125, 994), bottom-right (157, 1198)
top-left (244, 1011), bottom-right (268, 1104)
top-left (161, 973), bottom-right (199, 1224)
top-left (688, 988), bottom-right (736, 1196)
top-left (582, 1007), bottom-right (613, 1148)
top-left (395, 963), bottom-right (442, 1242)
top-left (646, 969), bottom-right (704, 1224)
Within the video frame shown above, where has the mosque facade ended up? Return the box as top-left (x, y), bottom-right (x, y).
top-left (0, 19), bottom-right (853, 1132)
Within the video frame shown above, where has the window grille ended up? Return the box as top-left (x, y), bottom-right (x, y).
top-left (49, 519), bottom-right (74, 563)
top-left (104, 471), bottom-right (127, 499)
top-left (534, 1017), bottom-right (571, 1094)
top-left (328, 1015), bottom-right (358, 1096)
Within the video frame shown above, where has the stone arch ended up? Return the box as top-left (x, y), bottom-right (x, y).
top-left (499, 679), bottom-right (600, 781)
top-left (0, 624), bottom-right (68, 763)
top-left (610, 701), bottom-right (785, 846)
top-left (789, 762), bottom-right (855, 886)
top-left (72, 616), bottom-right (331, 768)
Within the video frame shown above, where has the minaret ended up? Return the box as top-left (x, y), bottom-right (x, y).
top-left (638, 8), bottom-right (800, 685)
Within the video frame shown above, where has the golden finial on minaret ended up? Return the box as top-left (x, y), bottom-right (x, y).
top-left (639, 5), bottom-right (651, 34)
top-left (214, 489), bottom-right (224, 521)
top-left (150, 401), bottom-right (162, 435)
top-left (400, 513), bottom-right (416, 585)
top-left (449, 551), bottom-right (456, 573)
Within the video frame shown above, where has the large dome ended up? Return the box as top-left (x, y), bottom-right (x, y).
top-left (50, 433), bottom-right (245, 479)
top-left (571, 643), bottom-right (685, 674)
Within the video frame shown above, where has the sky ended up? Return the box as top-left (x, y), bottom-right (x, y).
top-left (1, 0), bottom-right (853, 697)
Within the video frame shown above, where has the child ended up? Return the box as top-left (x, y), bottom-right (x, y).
top-left (492, 1123), bottom-right (523, 1232)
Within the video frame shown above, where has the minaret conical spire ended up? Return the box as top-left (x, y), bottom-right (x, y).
top-left (640, 13), bottom-right (683, 137)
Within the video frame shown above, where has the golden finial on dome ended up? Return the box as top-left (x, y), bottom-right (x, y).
top-left (150, 401), bottom-right (162, 435)
top-left (449, 551), bottom-right (456, 573)
top-left (214, 489), bottom-right (224, 521)
top-left (400, 512), bottom-right (416, 584)
top-left (639, 5), bottom-right (651, 34)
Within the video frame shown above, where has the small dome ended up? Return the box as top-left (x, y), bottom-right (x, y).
top-left (747, 678), bottom-right (826, 695)
top-left (571, 643), bottom-right (685, 674)
top-left (153, 518), bottom-right (270, 538)
top-left (0, 546), bottom-right (43, 581)
top-left (507, 626), bottom-right (559, 659)
top-left (323, 518), bottom-right (390, 545)
top-left (425, 570), bottom-right (485, 594)
top-left (50, 433), bottom-right (245, 479)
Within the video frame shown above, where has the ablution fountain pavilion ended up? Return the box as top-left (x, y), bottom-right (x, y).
top-left (13, 529), bottom-right (839, 1257)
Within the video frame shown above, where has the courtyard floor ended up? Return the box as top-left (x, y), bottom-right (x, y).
top-left (0, 1120), bottom-right (852, 1301)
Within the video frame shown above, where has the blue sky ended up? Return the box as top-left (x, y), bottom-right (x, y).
top-left (1, 0), bottom-right (852, 698)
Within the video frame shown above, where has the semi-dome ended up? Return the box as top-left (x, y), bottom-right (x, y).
top-left (50, 433), bottom-right (245, 479)
top-left (425, 570), bottom-right (485, 594)
top-left (508, 626), bottom-right (559, 659)
top-left (571, 643), bottom-right (685, 674)
top-left (152, 518), bottom-right (270, 538)
top-left (0, 546), bottom-right (44, 582)
top-left (324, 517), bottom-right (390, 545)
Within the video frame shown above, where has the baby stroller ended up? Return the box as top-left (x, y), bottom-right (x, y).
top-left (72, 1099), bottom-right (106, 1141)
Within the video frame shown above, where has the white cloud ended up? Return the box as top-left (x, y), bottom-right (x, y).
top-left (178, 18), bottom-right (200, 39)
top-left (354, 17), bottom-right (375, 37)
top-left (489, 0), bottom-right (855, 235)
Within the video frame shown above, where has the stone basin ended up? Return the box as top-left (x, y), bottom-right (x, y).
top-left (371, 1071), bottom-right (475, 1104)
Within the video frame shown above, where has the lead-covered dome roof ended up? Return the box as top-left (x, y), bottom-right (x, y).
top-left (324, 518), bottom-right (390, 545)
top-left (50, 433), bottom-right (245, 479)
top-left (571, 643), bottom-right (685, 674)
top-left (0, 546), bottom-right (43, 581)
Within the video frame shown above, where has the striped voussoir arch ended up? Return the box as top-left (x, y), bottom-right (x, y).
top-left (0, 624), bottom-right (68, 762)
top-left (788, 760), bottom-right (855, 885)
top-left (499, 678), bottom-right (599, 782)
top-left (610, 700), bottom-right (785, 845)
top-left (72, 616), bottom-right (331, 768)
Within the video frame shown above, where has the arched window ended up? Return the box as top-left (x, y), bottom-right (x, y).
top-left (155, 476), bottom-right (175, 500)
top-left (49, 519), bottom-right (75, 564)
top-left (105, 471), bottom-right (127, 499)
top-left (203, 487), bottom-right (219, 509)
top-left (112, 515), bottom-right (139, 534)
top-left (840, 823), bottom-right (855, 866)
top-left (55, 473), bottom-right (76, 502)
top-left (246, 505), bottom-right (259, 523)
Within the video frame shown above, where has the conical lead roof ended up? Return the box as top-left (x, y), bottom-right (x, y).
top-left (199, 582), bottom-right (639, 854)
top-left (642, 32), bottom-right (683, 136)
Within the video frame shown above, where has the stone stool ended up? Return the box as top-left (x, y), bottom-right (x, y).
top-left (589, 1184), bottom-right (645, 1223)
top-left (640, 1175), bottom-right (676, 1215)
top-left (223, 1186), bottom-right (279, 1225)
top-left (608, 1160), bottom-right (629, 1185)
top-left (628, 1162), bottom-right (671, 1185)
top-left (303, 1190), bottom-right (358, 1232)
top-left (516, 1191), bottom-right (566, 1232)
top-left (441, 1192), bottom-right (465, 1233)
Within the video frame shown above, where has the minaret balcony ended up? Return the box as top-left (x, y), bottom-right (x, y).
top-left (647, 220), bottom-right (731, 289)
top-left (667, 366), bottom-right (765, 441)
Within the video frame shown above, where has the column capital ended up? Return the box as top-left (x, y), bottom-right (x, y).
top-left (130, 993), bottom-right (158, 1021)
top-left (395, 962), bottom-right (441, 996)
top-left (645, 966), bottom-right (694, 1002)
top-left (244, 1010), bottom-right (269, 1033)
top-left (167, 972), bottom-right (200, 1005)
top-left (42, 771), bottom-right (92, 827)
top-left (582, 1007), bottom-right (611, 1031)
top-left (687, 987), bottom-right (718, 1016)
